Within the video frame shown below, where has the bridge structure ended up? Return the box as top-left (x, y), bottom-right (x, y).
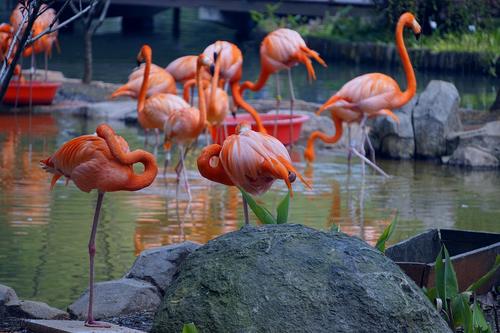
top-left (2, 0), bottom-right (375, 35)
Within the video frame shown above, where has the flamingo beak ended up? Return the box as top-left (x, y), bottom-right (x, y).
top-left (136, 60), bottom-right (142, 67)
top-left (209, 64), bottom-right (215, 76)
top-left (231, 111), bottom-right (237, 119)
top-left (415, 32), bottom-right (421, 40)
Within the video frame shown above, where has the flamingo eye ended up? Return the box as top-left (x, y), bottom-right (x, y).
top-left (209, 156), bottom-right (220, 168)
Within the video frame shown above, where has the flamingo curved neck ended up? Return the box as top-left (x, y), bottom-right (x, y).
top-left (197, 145), bottom-right (234, 186)
top-left (96, 125), bottom-right (158, 190)
top-left (396, 18), bottom-right (416, 105)
top-left (137, 50), bottom-right (152, 114)
top-left (210, 54), bottom-right (221, 114)
top-left (240, 62), bottom-right (272, 93)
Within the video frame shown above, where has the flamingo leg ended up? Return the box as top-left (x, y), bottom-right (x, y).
top-left (84, 192), bottom-right (111, 328)
top-left (44, 51), bottom-right (48, 81)
top-left (179, 146), bottom-right (192, 201)
top-left (242, 195), bottom-right (249, 225)
top-left (348, 147), bottom-right (390, 178)
top-left (223, 121), bottom-right (228, 140)
top-left (154, 129), bottom-right (160, 146)
top-left (347, 125), bottom-right (352, 167)
top-left (144, 129), bottom-right (149, 146)
top-left (366, 133), bottom-right (376, 163)
top-left (190, 85), bottom-right (194, 107)
top-left (287, 68), bottom-right (295, 148)
top-left (274, 72), bottom-right (281, 137)
top-left (163, 150), bottom-right (171, 177)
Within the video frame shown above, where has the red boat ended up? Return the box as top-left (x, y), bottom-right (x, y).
top-left (2, 80), bottom-right (61, 105)
top-left (210, 113), bottom-right (309, 145)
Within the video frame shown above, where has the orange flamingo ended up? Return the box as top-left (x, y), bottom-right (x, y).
top-left (163, 54), bottom-right (210, 199)
top-left (0, 23), bottom-right (12, 60)
top-left (203, 41), bottom-right (266, 133)
top-left (11, 4), bottom-right (60, 79)
top-left (40, 124), bottom-right (158, 327)
top-left (183, 51), bottom-right (230, 142)
top-left (305, 12), bottom-right (421, 177)
top-left (111, 63), bottom-right (176, 99)
top-left (240, 28), bottom-right (326, 141)
top-left (165, 55), bottom-right (212, 106)
top-left (197, 122), bottom-right (308, 224)
top-left (135, 45), bottom-right (189, 145)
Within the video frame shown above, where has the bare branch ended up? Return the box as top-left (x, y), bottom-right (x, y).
top-left (49, 0), bottom-right (72, 29)
top-left (26, 0), bottom-right (98, 46)
top-left (0, 6), bottom-right (29, 73)
top-left (90, 0), bottom-right (110, 34)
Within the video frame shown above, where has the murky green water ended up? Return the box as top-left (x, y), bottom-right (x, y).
top-left (0, 9), bottom-right (499, 310)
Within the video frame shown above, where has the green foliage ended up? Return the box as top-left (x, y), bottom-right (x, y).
top-left (375, 215), bottom-right (398, 253)
top-left (239, 188), bottom-right (291, 225)
top-left (425, 246), bottom-right (497, 332)
top-left (330, 224), bottom-right (341, 233)
top-left (182, 323), bottom-right (199, 333)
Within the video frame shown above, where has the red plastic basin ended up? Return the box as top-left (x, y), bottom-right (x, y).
top-left (2, 80), bottom-right (61, 105)
top-left (210, 113), bottom-right (309, 145)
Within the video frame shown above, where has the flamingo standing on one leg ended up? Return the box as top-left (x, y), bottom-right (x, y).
top-left (197, 122), bottom-right (309, 225)
top-left (111, 62), bottom-right (176, 99)
top-left (134, 45), bottom-right (189, 145)
top-left (163, 54), bottom-right (210, 199)
top-left (40, 124), bottom-right (158, 327)
top-left (183, 51), bottom-right (229, 143)
top-left (240, 28), bottom-right (327, 143)
top-left (304, 12), bottom-right (421, 177)
top-left (203, 41), bottom-right (266, 133)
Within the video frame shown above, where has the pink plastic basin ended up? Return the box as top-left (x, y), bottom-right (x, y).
top-left (2, 80), bottom-right (61, 105)
top-left (211, 113), bottom-right (309, 145)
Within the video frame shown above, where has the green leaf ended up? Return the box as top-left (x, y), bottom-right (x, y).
top-left (466, 255), bottom-right (500, 293)
top-left (375, 215), bottom-right (398, 253)
top-left (471, 298), bottom-right (492, 333)
top-left (330, 224), bottom-right (341, 233)
top-left (450, 293), bottom-right (472, 330)
top-left (276, 191), bottom-right (290, 224)
top-left (435, 247), bottom-right (446, 310)
top-left (182, 323), bottom-right (199, 333)
top-left (239, 188), bottom-right (276, 225)
top-left (443, 246), bottom-right (459, 300)
top-left (423, 286), bottom-right (437, 303)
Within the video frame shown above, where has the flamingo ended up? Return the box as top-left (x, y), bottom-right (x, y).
top-left (134, 45), bottom-right (189, 145)
top-left (111, 63), bottom-right (176, 99)
top-left (304, 12), bottom-right (421, 177)
top-left (197, 122), bottom-right (309, 225)
top-left (239, 28), bottom-right (327, 142)
top-left (11, 4), bottom-right (60, 80)
top-left (165, 55), bottom-right (211, 104)
top-left (203, 41), bottom-right (266, 133)
top-left (163, 54), bottom-right (210, 199)
top-left (40, 124), bottom-right (158, 327)
top-left (183, 51), bottom-right (230, 143)
top-left (0, 23), bottom-right (12, 60)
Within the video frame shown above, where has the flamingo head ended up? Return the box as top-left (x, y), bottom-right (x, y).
top-left (137, 44), bottom-right (152, 66)
top-left (401, 12), bottom-right (421, 39)
top-left (235, 122), bottom-right (251, 134)
top-left (197, 53), bottom-right (211, 69)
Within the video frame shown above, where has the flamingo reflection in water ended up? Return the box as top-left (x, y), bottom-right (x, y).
top-left (40, 124), bottom-right (157, 327)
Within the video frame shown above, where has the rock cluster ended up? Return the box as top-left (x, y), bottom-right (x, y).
top-left (152, 224), bottom-right (451, 333)
top-left (67, 241), bottom-right (200, 320)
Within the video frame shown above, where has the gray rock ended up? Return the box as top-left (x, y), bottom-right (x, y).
top-left (81, 100), bottom-right (137, 120)
top-left (8, 300), bottom-right (68, 320)
top-left (68, 278), bottom-right (161, 320)
top-left (413, 80), bottom-right (462, 158)
top-left (447, 146), bottom-right (499, 168)
top-left (0, 284), bottom-right (20, 318)
top-left (448, 121), bottom-right (500, 161)
top-left (125, 241), bottom-right (200, 294)
top-left (152, 224), bottom-right (451, 333)
top-left (370, 97), bottom-right (416, 159)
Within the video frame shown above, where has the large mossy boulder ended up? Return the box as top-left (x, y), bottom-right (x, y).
top-left (152, 224), bottom-right (451, 333)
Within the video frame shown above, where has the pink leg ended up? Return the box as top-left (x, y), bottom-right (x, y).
top-left (85, 191), bottom-right (111, 328)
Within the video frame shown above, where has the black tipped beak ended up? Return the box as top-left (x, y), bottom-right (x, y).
top-left (288, 171), bottom-right (296, 183)
top-left (136, 60), bottom-right (142, 67)
top-left (231, 111), bottom-right (237, 119)
top-left (209, 64), bottom-right (215, 76)
top-left (415, 32), bottom-right (421, 40)
top-left (213, 51), bottom-right (218, 62)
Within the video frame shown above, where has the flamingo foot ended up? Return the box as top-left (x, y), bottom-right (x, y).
top-left (84, 320), bottom-right (112, 328)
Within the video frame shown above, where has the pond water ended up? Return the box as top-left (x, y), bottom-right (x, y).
top-left (0, 9), bottom-right (499, 310)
